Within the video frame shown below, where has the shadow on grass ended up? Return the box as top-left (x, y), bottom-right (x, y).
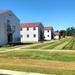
top-left (0, 43), bottom-right (33, 48)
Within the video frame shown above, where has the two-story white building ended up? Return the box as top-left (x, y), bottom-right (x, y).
top-left (44, 26), bottom-right (53, 40)
top-left (20, 22), bottom-right (44, 42)
top-left (0, 10), bottom-right (20, 46)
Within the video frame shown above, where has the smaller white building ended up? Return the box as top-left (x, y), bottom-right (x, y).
top-left (44, 26), bottom-right (53, 40)
top-left (54, 32), bottom-right (60, 40)
top-left (20, 22), bottom-right (44, 42)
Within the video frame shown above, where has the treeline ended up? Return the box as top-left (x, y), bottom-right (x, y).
top-left (59, 27), bottom-right (75, 37)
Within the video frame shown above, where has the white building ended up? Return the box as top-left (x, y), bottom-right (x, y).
top-left (44, 26), bottom-right (53, 40)
top-left (20, 22), bottom-right (44, 42)
top-left (0, 10), bottom-right (20, 46)
top-left (54, 32), bottom-right (60, 40)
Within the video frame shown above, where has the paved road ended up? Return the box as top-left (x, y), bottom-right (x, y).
top-left (0, 70), bottom-right (51, 75)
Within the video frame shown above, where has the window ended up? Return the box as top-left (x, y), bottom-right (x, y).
top-left (27, 34), bottom-right (29, 38)
top-left (7, 20), bottom-right (10, 25)
top-left (48, 35), bottom-right (49, 37)
top-left (21, 35), bottom-right (22, 38)
top-left (33, 27), bottom-right (36, 30)
top-left (33, 34), bottom-right (36, 37)
top-left (48, 30), bottom-right (49, 32)
top-left (7, 20), bottom-right (11, 31)
top-left (21, 28), bottom-right (22, 31)
top-left (27, 27), bottom-right (29, 31)
top-left (9, 14), bottom-right (12, 16)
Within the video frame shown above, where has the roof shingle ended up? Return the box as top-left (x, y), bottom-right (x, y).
top-left (0, 10), bottom-right (9, 14)
top-left (54, 32), bottom-right (60, 35)
top-left (44, 26), bottom-right (52, 30)
top-left (20, 22), bottom-right (41, 27)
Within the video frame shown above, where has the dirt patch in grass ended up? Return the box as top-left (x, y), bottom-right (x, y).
top-left (0, 59), bottom-right (75, 75)
top-left (2, 59), bottom-right (74, 71)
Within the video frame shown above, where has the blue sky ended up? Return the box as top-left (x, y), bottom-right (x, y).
top-left (0, 0), bottom-right (75, 31)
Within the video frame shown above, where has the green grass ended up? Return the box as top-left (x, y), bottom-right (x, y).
top-left (41, 38), bottom-right (71, 49)
top-left (25, 37), bottom-right (75, 50)
top-left (0, 50), bottom-right (75, 75)
top-left (73, 41), bottom-right (75, 49)
top-left (62, 38), bottom-right (75, 50)
top-left (0, 43), bottom-right (33, 49)
top-left (27, 40), bottom-right (56, 49)
top-left (0, 50), bottom-right (75, 62)
top-left (0, 37), bottom-right (75, 75)
top-left (0, 37), bottom-right (74, 50)
top-left (0, 49), bottom-right (75, 75)
top-left (0, 65), bottom-right (75, 75)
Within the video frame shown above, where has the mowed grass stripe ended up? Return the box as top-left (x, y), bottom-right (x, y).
top-left (49, 38), bottom-right (71, 49)
top-left (0, 50), bottom-right (75, 75)
top-left (42, 38), bottom-right (70, 49)
top-left (73, 40), bottom-right (75, 50)
top-left (53, 38), bottom-right (72, 50)
top-left (0, 50), bottom-right (75, 62)
top-left (38, 40), bottom-right (58, 49)
top-left (26, 40), bottom-right (57, 49)
top-left (62, 38), bottom-right (75, 50)
top-left (0, 60), bottom-right (75, 75)
top-left (53, 42), bottom-right (68, 50)
top-left (0, 49), bottom-right (75, 75)
top-left (41, 39), bottom-right (65, 49)
top-left (28, 38), bottom-right (66, 49)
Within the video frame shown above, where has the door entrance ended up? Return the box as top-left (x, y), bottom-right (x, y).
top-left (8, 34), bottom-right (13, 43)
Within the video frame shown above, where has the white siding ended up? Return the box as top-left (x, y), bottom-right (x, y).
top-left (21, 27), bottom-right (39, 42)
top-left (0, 10), bottom-right (20, 46)
top-left (20, 23), bottom-right (44, 42)
top-left (0, 15), bottom-right (7, 45)
top-left (44, 30), bottom-right (52, 40)
top-left (54, 35), bottom-right (59, 40)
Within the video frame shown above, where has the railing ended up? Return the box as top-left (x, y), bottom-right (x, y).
top-left (7, 25), bottom-right (15, 34)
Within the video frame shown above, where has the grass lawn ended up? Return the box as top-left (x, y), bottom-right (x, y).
top-left (0, 37), bottom-right (75, 75)
top-left (62, 38), bottom-right (75, 50)
top-left (0, 43), bottom-right (34, 51)
top-left (0, 37), bottom-right (75, 50)
top-left (0, 50), bottom-right (75, 75)
top-left (25, 37), bottom-right (75, 50)
top-left (0, 50), bottom-right (75, 62)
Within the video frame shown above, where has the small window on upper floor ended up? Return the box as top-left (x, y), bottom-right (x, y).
top-left (33, 27), bottom-right (36, 30)
top-left (48, 30), bottom-right (49, 32)
top-left (7, 20), bottom-right (10, 25)
top-left (27, 27), bottom-right (29, 31)
top-left (9, 14), bottom-right (12, 16)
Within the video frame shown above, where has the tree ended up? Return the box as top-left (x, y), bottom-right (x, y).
top-left (71, 27), bottom-right (75, 36)
top-left (66, 27), bottom-right (75, 36)
top-left (60, 30), bottom-right (66, 37)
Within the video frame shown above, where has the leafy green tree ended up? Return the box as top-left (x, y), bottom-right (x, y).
top-left (60, 30), bottom-right (66, 37)
top-left (66, 27), bottom-right (75, 36)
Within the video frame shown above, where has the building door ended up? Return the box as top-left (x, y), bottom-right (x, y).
top-left (8, 34), bottom-right (13, 43)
